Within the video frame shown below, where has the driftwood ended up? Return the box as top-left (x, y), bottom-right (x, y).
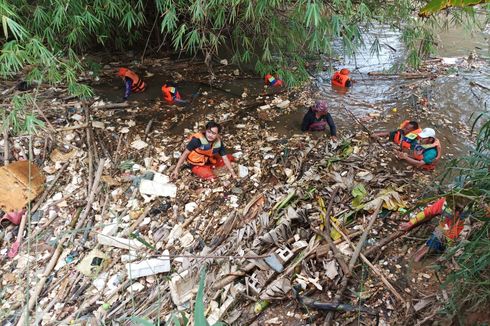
top-left (90, 102), bottom-right (130, 110)
top-left (367, 72), bottom-right (433, 79)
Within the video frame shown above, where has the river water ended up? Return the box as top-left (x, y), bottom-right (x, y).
top-left (95, 22), bottom-right (489, 165)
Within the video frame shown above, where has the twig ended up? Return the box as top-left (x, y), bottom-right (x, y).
top-left (16, 214), bottom-right (79, 326)
top-left (349, 203), bottom-right (382, 270)
top-left (3, 126), bottom-right (8, 166)
top-left (85, 105), bottom-right (94, 192)
top-left (74, 158), bottom-right (105, 231)
top-left (121, 204), bottom-right (153, 237)
top-left (31, 161), bottom-right (69, 214)
top-left (330, 218), bottom-right (406, 303)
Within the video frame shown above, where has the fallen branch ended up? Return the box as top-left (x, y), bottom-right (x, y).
top-left (74, 158), bottom-right (105, 231)
top-left (90, 102), bottom-right (130, 110)
top-left (330, 218), bottom-right (406, 303)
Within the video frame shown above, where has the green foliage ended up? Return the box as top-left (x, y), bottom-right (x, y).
top-left (419, 0), bottom-right (489, 17)
top-left (0, 0), bottom-right (488, 89)
top-left (1, 94), bottom-right (45, 136)
top-left (441, 111), bottom-right (490, 319)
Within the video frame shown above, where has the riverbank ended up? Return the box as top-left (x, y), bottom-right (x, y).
top-left (0, 54), bottom-right (488, 325)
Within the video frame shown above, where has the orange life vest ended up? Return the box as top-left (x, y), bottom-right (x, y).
top-left (161, 85), bottom-right (181, 104)
top-left (393, 120), bottom-right (422, 150)
top-left (120, 68), bottom-right (146, 93)
top-left (331, 70), bottom-right (351, 88)
top-left (412, 138), bottom-right (441, 171)
top-left (186, 133), bottom-right (222, 166)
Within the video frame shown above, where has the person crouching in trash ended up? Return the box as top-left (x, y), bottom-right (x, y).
top-left (170, 121), bottom-right (237, 181)
top-left (400, 195), bottom-right (472, 262)
top-left (301, 100), bottom-right (338, 141)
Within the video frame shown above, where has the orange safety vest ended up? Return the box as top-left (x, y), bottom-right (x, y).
top-left (412, 138), bottom-right (441, 171)
top-left (331, 71), bottom-right (351, 88)
top-left (120, 68), bottom-right (146, 93)
top-left (186, 133), bottom-right (222, 166)
top-left (161, 85), bottom-right (181, 104)
top-left (393, 120), bottom-right (422, 150)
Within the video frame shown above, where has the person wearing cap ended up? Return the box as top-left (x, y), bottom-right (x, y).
top-left (331, 68), bottom-right (352, 88)
top-left (161, 82), bottom-right (188, 105)
top-left (396, 127), bottom-right (441, 170)
top-left (170, 121), bottom-right (237, 181)
top-left (372, 120), bottom-right (421, 150)
top-left (117, 67), bottom-right (146, 101)
top-left (264, 74), bottom-right (284, 88)
top-left (301, 100), bottom-right (337, 141)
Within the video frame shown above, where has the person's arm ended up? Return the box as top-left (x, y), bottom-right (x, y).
top-left (372, 131), bottom-right (389, 138)
top-left (218, 143), bottom-right (237, 179)
top-left (123, 78), bottom-right (132, 100)
top-left (301, 111), bottom-right (313, 131)
top-left (325, 112), bottom-right (337, 139)
top-left (400, 198), bottom-right (446, 231)
top-left (222, 155), bottom-right (237, 179)
top-left (396, 152), bottom-right (426, 167)
top-left (170, 148), bottom-right (191, 180)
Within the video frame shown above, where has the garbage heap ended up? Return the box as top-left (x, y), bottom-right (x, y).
top-left (0, 60), bottom-right (446, 325)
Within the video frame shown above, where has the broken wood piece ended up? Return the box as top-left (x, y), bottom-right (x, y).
top-left (330, 218), bottom-right (406, 303)
top-left (90, 102), bottom-right (130, 110)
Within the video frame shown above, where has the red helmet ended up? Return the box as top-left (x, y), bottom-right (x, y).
top-left (118, 67), bottom-right (128, 77)
top-left (340, 68), bottom-right (350, 75)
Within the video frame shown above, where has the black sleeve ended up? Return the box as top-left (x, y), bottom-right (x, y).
top-left (186, 137), bottom-right (201, 151)
top-left (326, 113), bottom-right (337, 136)
top-left (218, 141), bottom-right (227, 156)
top-left (301, 110), bottom-right (313, 131)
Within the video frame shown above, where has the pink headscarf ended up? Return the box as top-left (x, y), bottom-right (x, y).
top-left (313, 100), bottom-right (328, 113)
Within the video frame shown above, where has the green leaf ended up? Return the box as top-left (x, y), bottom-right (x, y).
top-left (194, 269), bottom-right (208, 326)
top-left (129, 317), bottom-right (154, 326)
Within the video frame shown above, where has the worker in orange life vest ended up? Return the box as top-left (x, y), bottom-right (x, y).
top-left (331, 68), bottom-right (352, 88)
top-left (400, 195), bottom-right (472, 262)
top-left (373, 120), bottom-right (421, 150)
top-left (118, 67), bottom-right (146, 100)
top-left (161, 82), bottom-right (188, 105)
top-left (264, 74), bottom-right (284, 88)
top-left (170, 121), bottom-right (237, 181)
top-left (396, 127), bottom-right (441, 170)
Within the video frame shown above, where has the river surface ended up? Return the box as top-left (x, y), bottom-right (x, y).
top-left (94, 22), bottom-right (489, 167)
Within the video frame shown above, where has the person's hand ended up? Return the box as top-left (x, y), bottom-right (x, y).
top-left (331, 136), bottom-right (338, 142)
top-left (400, 221), bottom-right (414, 231)
top-left (395, 151), bottom-right (408, 160)
top-left (231, 172), bottom-right (238, 180)
top-left (170, 170), bottom-right (178, 181)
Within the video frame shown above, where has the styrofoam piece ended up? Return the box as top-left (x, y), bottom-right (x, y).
top-left (139, 179), bottom-right (177, 198)
top-left (125, 250), bottom-right (171, 280)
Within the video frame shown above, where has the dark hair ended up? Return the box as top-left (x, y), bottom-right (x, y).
top-left (206, 121), bottom-right (221, 133)
top-left (165, 81), bottom-right (177, 87)
top-left (408, 121), bottom-right (419, 129)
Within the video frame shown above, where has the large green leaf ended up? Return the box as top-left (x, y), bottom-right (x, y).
top-left (419, 0), bottom-right (488, 17)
